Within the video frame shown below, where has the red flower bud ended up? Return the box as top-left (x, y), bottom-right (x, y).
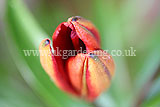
top-left (39, 16), bottom-right (115, 101)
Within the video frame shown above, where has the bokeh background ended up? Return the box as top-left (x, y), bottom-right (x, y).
top-left (0, 0), bottom-right (160, 107)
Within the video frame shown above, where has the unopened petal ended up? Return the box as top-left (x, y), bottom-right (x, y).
top-left (68, 16), bottom-right (101, 51)
top-left (66, 54), bottom-right (87, 95)
top-left (86, 50), bottom-right (115, 101)
top-left (68, 16), bottom-right (100, 44)
top-left (39, 39), bottom-right (78, 95)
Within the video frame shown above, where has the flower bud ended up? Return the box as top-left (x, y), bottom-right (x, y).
top-left (39, 16), bottom-right (115, 101)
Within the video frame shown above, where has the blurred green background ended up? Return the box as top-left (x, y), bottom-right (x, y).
top-left (0, 0), bottom-right (160, 107)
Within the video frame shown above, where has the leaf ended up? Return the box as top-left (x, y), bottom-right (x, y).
top-left (134, 18), bottom-right (160, 93)
top-left (0, 35), bottom-right (44, 107)
top-left (133, 17), bottom-right (160, 106)
top-left (141, 77), bottom-right (160, 107)
top-left (5, 0), bottom-right (91, 106)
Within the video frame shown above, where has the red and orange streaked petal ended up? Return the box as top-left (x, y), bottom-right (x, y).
top-left (86, 50), bottom-right (115, 101)
top-left (68, 16), bottom-right (100, 44)
top-left (66, 54), bottom-right (86, 94)
top-left (39, 39), bottom-right (78, 95)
